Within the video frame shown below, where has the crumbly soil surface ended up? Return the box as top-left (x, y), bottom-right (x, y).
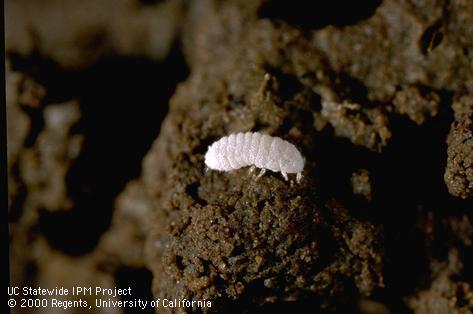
top-left (6, 0), bottom-right (473, 313)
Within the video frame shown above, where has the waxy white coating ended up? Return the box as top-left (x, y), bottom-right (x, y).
top-left (204, 132), bottom-right (304, 182)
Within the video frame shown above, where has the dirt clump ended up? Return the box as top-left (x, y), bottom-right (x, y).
top-left (444, 96), bottom-right (473, 199)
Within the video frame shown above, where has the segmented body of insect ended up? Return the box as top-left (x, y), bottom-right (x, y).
top-left (204, 132), bottom-right (304, 182)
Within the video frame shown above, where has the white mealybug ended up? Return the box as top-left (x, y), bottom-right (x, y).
top-left (204, 132), bottom-right (305, 183)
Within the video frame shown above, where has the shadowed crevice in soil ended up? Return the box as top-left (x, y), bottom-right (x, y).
top-left (138, 0), bottom-right (165, 5)
top-left (258, 0), bottom-right (382, 30)
top-left (12, 44), bottom-right (189, 255)
top-left (372, 92), bottom-right (461, 306)
top-left (19, 104), bottom-right (44, 148)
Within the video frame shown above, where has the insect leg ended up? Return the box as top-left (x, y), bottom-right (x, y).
top-left (256, 168), bottom-right (266, 179)
top-left (282, 172), bottom-right (288, 181)
top-left (296, 172), bottom-right (302, 183)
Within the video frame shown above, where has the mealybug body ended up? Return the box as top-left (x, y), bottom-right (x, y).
top-left (204, 132), bottom-right (304, 182)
